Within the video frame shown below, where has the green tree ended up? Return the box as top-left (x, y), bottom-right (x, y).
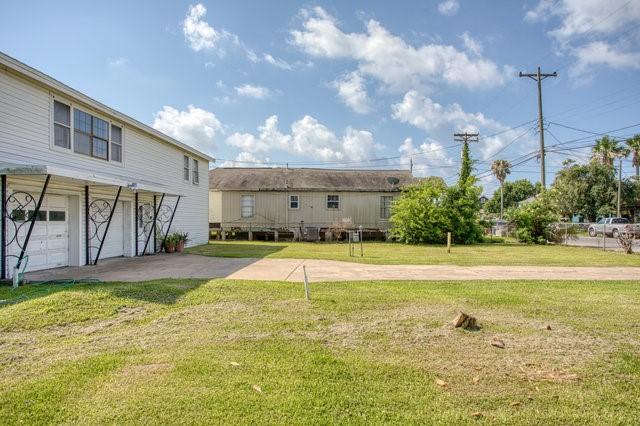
top-left (390, 178), bottom-right (483, 244)
top-left (626, 134), bottom-right (640, 179)
top-left (592, 135), bottom-right (625, 167)
top-left (506, 191), bottom-right (560, 244)
top-left (552, 160), bottom-right (616, 221)
top-left (490, 159), bottom-right (511, 219)
top-left (459, 141), bottom-right (474, 184)
top-left (484, 179), bottom-right (539, 214)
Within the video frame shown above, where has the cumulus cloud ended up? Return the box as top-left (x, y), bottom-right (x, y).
top-left (235, 84), bottom-right (273, 99)
top-left (331, 71), bottom-right (373, 114)
top-left (525, 0), bottom-right (640, 78)
top-left (182, 4), bottom-right (221, 52)
top-left (437, 0), bottom-right (460, 16)
top-left (392, 91), bottom-right (536, 160)
top-left (224, 115), bottom-right (382, 163)
top-left (290, 7), bottom-right (511, 92)
top-left (220, 152), bottom-right (270, 167)
top-left (398, 137), bottom-right (455, 177)
top-left (152, 105), bottom-right (222, 155)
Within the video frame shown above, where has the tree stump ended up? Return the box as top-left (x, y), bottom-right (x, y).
top-left (453, 312), bottom-right (478, 330)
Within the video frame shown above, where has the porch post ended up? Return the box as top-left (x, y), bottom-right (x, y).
top-left (160, 196), bottom-right (181, 253)
top-left (153, 195), bottom-right (157, 253)
top-left (16, 174), bottom-right (50, 270)
top-left (134, 191), bottom-right (139, 256)
top-left (84, 185), bottom-right (90, 265)
top-left (1, 175), bottom-right (6, 280)
top-left (93, 186), bottom-right (122, 265)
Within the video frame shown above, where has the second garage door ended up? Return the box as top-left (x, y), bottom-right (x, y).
top-left (98, 201), bottom-right (125, 259)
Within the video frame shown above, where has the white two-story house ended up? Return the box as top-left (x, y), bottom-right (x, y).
top-left (0, 52), bottom-right (213, 280)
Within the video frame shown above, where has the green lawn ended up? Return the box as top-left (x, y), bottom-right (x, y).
top-left (186, 240), bottom-right (640, 267)
top-left (1, 279), bottom-right (639, 424)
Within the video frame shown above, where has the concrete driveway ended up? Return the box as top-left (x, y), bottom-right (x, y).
top-left (24, 253), bottom-right (640, 283)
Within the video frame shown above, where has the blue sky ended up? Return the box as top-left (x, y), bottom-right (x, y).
top-left (1, 0), bottom-right (639, 193)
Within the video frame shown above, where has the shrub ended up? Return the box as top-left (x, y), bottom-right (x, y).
top-left (390, 178), bottom-right (483, 244)
top-left (506, 192), bottom-right (560, 244)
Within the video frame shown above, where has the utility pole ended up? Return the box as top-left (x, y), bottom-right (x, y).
top-left (519, 67), bottom-right (557, 190)
top-left (409, 157), bottom-right (413, 174)
top-left (454, 132), bottom-right (479, 183)
top-left (617, 155), bottom-right (623, 217)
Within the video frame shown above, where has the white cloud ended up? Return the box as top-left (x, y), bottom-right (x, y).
top-left (525, 0), bottom-right (640, 78)
top-left (460, 31), bottom-right (483, 56)
top-left (398, 137), bottom-right (454, 177)
top-left (291, 7), bottom-right (510, 92)
top-left (437, 0), bottom-right (460, 16)
top-left (152, 105), bottom-right (222, 155)
top-left (331, 71), bottom-right (372, 114)
top-left (235, 84), bottom-right (273, 99)
top-left (182, 4), bottom-right (220, 52)
top-left (220, 152), bottom-right (270, 167)
top-left (224, 115), bottom-right (381, 162)
top-left (263, 54), bottom-right (293, 70)
top-left (392, 91), bottom-right (536, 160)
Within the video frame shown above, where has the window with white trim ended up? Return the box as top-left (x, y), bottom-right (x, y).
top-left (327, 194), bottom-right (340, 209)
top-left (53, 100), bottom-right (71, 148)
top-left (192, 159), bottom-right (199, 184)
top-left (380, 195), bottom-right (393, 219)
top-left (183, 155), bottom-right (190, 180)
top-left (241, 195), bottom-right (255, 218)
top-left (111, 124), bottom-right (123, 162)
top-left (73, 108), bottom-right (109, 160)
top-left (289, 194), bottom-right (299, 209)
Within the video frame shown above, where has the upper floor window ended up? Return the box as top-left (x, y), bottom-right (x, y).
top-left (183, 156), bottom-right (190, 180)
top-left (111, 124), bottom-right (122, 162)
top-left (192, 159), bottom-right (199, 184)
top-left (53, 101), bottom-right (70, 149)
top-left (241, 195), bottom-right (255, 218)
top-left (289, 194), bottom-right (299, 209)
top-left (52, 99), bottom-right (123, 163)
top-left (327, 194), bottom-right (340, 209)
top-left (380, 196), bottom-right (393, 219)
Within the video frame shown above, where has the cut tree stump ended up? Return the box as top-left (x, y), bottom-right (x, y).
top-left (453, 312), bottom-right (478, 330)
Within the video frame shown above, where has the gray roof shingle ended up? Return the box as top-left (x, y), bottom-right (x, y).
top-left (209, 168), bottom-right (415, 192)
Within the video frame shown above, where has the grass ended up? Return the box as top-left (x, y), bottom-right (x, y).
top-left (186, 240), bottom-right (640, 267)
top-left (1, 278), bottom-right (639, 424)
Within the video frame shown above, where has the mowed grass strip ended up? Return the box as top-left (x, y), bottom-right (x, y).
top-left (0, 279), bottom-right (639, 424)
top-left (187, 240), bottom-right (640, 267)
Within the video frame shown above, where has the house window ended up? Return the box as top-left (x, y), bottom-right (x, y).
top-left (327, 194), bottom-right (340, 209)
top-left (183, 156), bottom-right (190, 181)
top-left (192, 159), bottom-right (199, 184)
top-left (53, 100), bottom-right (70, 148)
top-left (241, 195), bottom-right (255, 218)
top-left (73, 108), bottom-right (108, 160)
top-left (111, 124), bottom-right (123, 162)
top-left (289, 194), bottom-right (299, 209)
top-left (380, 196), bottom-right (393, 219)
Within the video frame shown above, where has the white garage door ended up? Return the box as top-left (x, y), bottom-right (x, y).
top-left (9, 195), bottom-right (69, 272)
top-left (97, 201), bottom-right (125, 259)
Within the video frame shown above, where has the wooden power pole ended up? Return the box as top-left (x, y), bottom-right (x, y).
top-left (519, 67), bottom-right (557, 190)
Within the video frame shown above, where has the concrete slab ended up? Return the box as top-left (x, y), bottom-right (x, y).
top-left (23, 254), bottom-right (640, 283)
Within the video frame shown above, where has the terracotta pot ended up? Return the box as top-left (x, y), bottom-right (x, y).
top-left (165, 243), bottom-right (176, 253)
top-left (176, 241), bottom-right (185, 252)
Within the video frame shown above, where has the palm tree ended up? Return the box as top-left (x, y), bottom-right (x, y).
top-left (626, 134), bottom-right (640, 179)
top-left (491, 159), bottom-right (511, 219)
top-left (592, 135), bottom-right (625, 167)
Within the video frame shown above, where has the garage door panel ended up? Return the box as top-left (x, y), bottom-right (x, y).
top-left (97, 201), bottom-right (124, 259)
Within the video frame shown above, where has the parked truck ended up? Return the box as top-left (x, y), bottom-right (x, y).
top-left (588, 217), bottom-right (640, 238)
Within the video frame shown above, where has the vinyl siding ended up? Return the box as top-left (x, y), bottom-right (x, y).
top-left (211, 190), bottom-right (396, 229)
top-left (0, 68), bottom-right (209, 258)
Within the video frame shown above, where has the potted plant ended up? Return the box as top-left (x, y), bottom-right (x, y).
top-left (164, 233), bottom-right (177, 253)
top-left (175, 232), bottom-right (189, 252)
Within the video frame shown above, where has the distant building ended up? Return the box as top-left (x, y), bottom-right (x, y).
top-left (209, 168), bottom-right (415, 240)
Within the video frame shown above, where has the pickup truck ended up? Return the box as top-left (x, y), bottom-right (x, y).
top-left (588, 218), bottom-right (640, 238)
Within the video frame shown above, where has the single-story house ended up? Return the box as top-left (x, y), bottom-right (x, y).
top-left (0, 52), bottom-right (213, 280)
top-left (209, 167), bottom-right (414, 240)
